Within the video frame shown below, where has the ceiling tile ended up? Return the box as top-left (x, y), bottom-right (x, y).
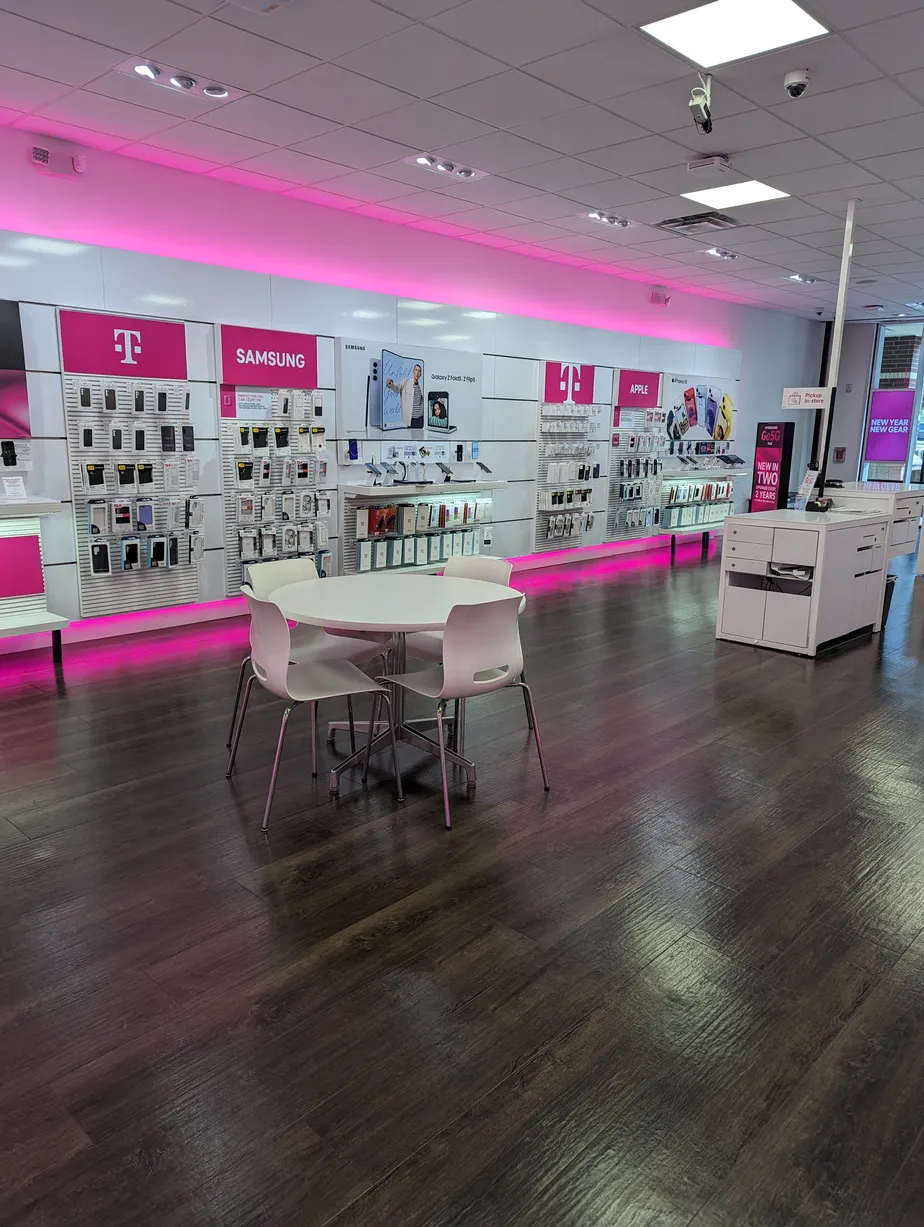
top-left (713, 36), bottom-right (882, 107)
top-left (233, 147), bottom-right (350, 184)
top-left (0, 64), bottom-right (71, 112)
top-left (860, 200), bottom-right (924, 225)
top-left (372, 157), bottom-right (457, 188)
top-left (848, 9), bottom-right (924, 75)
top-left (768, 79), bottom-right (921, 136)
top-left (0, 12), bottom-right (123, 86)
top-left (894, 176), bottom-right (924, 200)
top-left (858, 150), bottom-right (924, 182)
top-left (501, 190), bottom-right (593, 219)
top-left (511, 105), bottom-right (644, 155)
top-left (562, 177), bottom-right (678, 209)
top-left (438, 205), bottom-right (525, 229)
top-left (197, 95), bottom-right (336, 145)
top-left (214, 0), bottom-right (411, 59)
top-left (824, 113), bottom-right (924, 161)
top-left (11, 112), bottom-right (129, 151)
top-left (769, 162), bottom-right (877, 197)
top-left (805, 183), bottom-right (913, 211)
top-left (207, 165), bottom-right (297, 193)
top-left (337, 25), bottom-right (503, 97)
top-left (386, 189), bottom-right (479, 217)
top-left (434, 175), bottom-right (543, 205)
top-left (528, 30), bottom-right (687, 103)
top-left (490, 220), bottom-right (573, 242)
top-left (0, 0), bottom-right (197, 52)
top-left (895, 69), bottom-right (924, 107)
top-left (84, 69), bottom-right (221, 117)
top-left (538, 234), bottom-right (616, 253)
top-left (631, 162), bottom-right (749, 196)
top-left (668, 108), bottom-right (804, 154)
top-left (601, 76), bottom-right (755, 135)
top-left (868, 218), bottom-right (924, 239)
top-left (119, 141), bottom-right (221, 173)
top-left (309, 170), bottom-right (418, 203)
top-left (503, 156), bottom-right (612, 190)
top-left (434, 70), bottom-right (576, 128)
top-left (31, 89), bottom-right (179, 142)
top-left (356, 99), bottom-right (489, 149)
top-left (146, 18), bottom-right (317, 92)
top-left (142, 120), bottom-right (274, 164)
top-left (725, 197), bottom-right (823, 224)
top-left (374, 0), bottom-right (468, 15)
top-left (427, 0), bottom-right (619, 66)
top-left (291, 128), bottom-right (413, 169)
top-left (436, 130), bottom-right (557, 173)
top-left (733, 138), bottom-right (846, 178)
top-left (580, 134), bottom-right (697, 176)
top-left (263, 64), bottom-right (414, 126)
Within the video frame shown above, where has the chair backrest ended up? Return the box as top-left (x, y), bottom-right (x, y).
top-left (443, 554), bottom-right (513, 586)
top-left (245, 591), bottom-right (293, 699)
top-left (246, 558), bottom-right (318, 600)
top-left (439, 593), bottom-right (524, 700)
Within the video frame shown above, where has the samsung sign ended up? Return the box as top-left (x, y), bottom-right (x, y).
top-left (220, 324), bottom-right (318, 388)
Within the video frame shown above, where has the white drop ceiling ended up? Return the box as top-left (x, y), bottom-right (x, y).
top-left (2, 0), bottom-right (924, 320)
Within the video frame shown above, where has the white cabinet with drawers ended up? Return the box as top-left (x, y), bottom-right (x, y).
top-left (716, 509), bottom-right (890, 657)
top-left (830, 483), bottom-right (923, 559)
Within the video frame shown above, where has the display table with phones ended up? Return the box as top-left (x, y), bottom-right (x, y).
top-left (716, 508), bottom-right (890, 657)
top-left (0, 496), bottom-right (69, 662)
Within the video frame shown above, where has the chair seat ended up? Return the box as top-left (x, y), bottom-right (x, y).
top-left (284, 658), bottom-right (388, 703)
top-left (386, 665), bottom-right (511, 700)
top-left (404, 630), bottom-right (444, 662)
top-left (290, 626), bottom-right (381, 666)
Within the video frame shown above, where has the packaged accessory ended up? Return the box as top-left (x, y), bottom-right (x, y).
top-left (87, 501), bottom-right (109, 536)
top-left (121, 537), bottom-right (141, 570)
top-left (90, 540), bottom-right (111, 576)
top-left (135, 498), bottom-right (154, 532)
top-left (148, 535), bottom-right (168, 568)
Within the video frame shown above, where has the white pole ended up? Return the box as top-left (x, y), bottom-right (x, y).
top-left (817, 199), bottom-right (856, 483)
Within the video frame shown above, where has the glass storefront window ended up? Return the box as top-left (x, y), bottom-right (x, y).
top-left (862, 322), bottom-right (924, 483)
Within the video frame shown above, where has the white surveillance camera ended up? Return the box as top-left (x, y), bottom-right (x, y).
top-left (690, 74), bottom-right (713, 134)
top-left (784, 70), bottom-right (810, 98)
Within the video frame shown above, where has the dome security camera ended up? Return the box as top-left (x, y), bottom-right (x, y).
top-left (815, 308), bottom-right (824, 316)
top-left (784, 70), bottom-right (810, 98)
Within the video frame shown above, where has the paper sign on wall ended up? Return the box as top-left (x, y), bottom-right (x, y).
top-left (782, 387), bottom-right (832, 409)
top-left (59, 310), bottom-right (188, 379)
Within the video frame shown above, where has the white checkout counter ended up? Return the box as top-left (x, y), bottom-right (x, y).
top-left (716, 508), bottom-right (889, 656)
top-left (824, 483), bottom-right (923, 559)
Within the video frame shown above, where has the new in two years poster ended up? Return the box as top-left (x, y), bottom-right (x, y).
top-left (0, 300), bottom-right (31, 472)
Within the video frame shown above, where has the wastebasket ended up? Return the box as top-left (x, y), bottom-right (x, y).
top-left (882, 573), bottom-right (897, 628)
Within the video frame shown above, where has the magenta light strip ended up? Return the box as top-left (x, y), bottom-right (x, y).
top-left (509, 537), bottom-right (667, 572)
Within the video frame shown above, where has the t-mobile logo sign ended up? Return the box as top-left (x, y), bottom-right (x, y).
top-left (113, 328), bottom-right (143, 365)
top-left (544, 361), bottom-right (595, 405)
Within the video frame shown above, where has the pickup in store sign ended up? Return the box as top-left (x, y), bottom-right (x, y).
top-left (864, 389), bottom-right (915, 463)
top-left (544, 361), bottom-right (595, 405)
top-left (617, 368), bottom-right (661, 409)
top-left (219, 324), bottom-right (318, 389)
top-left (59, 310), bottom-right (188, 379)
top-left (782, 386), bottom-right (832, 409)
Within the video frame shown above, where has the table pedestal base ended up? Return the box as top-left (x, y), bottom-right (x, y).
top-left (328, 722), bottom-right (475, 795)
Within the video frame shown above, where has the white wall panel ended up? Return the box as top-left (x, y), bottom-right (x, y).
top-left (397, 300), bottom-right (497, 354)
top-left (481, 354), bottom-right (496, 398)
top-left (39, 505), bottom-right (76, 565)
top-left (640, 336), bottom-right (696, 373)
top-left (19, 302), bottom-right (60, 371)
top-left (491, 519), bottom-right (533, 558)
top-left (100, 250), bottom-right (273, 327)
top-left (493, 356), bottom-right (539, 401)
top-left (0, 231), bottom-right (105, 308)
top-left (483, 399), bottom-right (539, 442)
top-left (693, 343), bottom-right (742, 380)
top-left (196, 439), bottom-right (222, 497)
top-left (44, 562), bottom-right (80, 620)
top-left (270, 275), bottom-right (397, 340)
top-left (27, 438), bottom-right (70, 501)
top-left (317, 335), bottom-right (336, 389)
top-left (479, 440), bottom-right (537, 481)
top-left (186, 321), bottom-right (217, 383)
top-left (202, 493), bottom-right (225, 549)
top-left (25, 371), bottom-right (66, 438)
top-left (188, 381), bottom-right (219, 440)
top-left (198, 550), bottom-right (228, 603)
top-left (490, 481), bottom-right (536, 522)
top-left (593, 366), bottom-right (614, 405)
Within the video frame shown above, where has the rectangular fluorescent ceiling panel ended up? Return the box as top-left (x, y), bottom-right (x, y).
top-left (642, 0), bottom-right (827, 68)
top-left (682, 180), bottom-right (788, 209)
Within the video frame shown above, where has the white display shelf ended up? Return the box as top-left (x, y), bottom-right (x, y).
top-left (0, 496), bottom-right (62, 518)
top-left (342, 481), bottom-right (503, 497)
top-left (660, 468), bottom-right (750, 481)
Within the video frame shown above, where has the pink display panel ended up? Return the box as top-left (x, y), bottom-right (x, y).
top-left (219, 325), bottom-right (318, 389)
top-left (544, 362), bottom-right (595, 405)
top-left (617, 369), bottom-right (661, 408)
top-left (864, 389), bottom-right (915, 464)
top-left (0, 535), bottom-right (44, 598)
top-left (752, 424), bottom-right (785, 512)
top-left (59, 310), bottom-right (188, 379)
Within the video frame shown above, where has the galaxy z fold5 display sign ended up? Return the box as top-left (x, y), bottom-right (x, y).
top-left (0, 299), bottom-right (31, 473)
top-left (336, 338), bottom-right (482, 439)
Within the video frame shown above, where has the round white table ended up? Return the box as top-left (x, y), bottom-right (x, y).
top-left (272, 573), bottom-right (525, 792)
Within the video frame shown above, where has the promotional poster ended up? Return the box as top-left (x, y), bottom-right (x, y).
top-left (864, 389), bottom-right (915, 464)
top-left (0, 299), bottom-right (31, 473)
top-left (752, 421), bottom-right (794, 512)
top-left (664, 373), bottom-right (737, 443)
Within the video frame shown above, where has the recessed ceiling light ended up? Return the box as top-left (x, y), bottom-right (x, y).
top-left (788, 273), bottom-right (817, 283)
top-left (203, 84), bottom-right (229, 98)
top-left (642, 0), bottom-right (827, 68)
top-left (706, 247), bottom-right (737, 259)
top-left (586, 211), bottom-right (629, 227)
top-left (416, 155), bottom-right (435, 166)
top-left (682, 180), bottom-right (788, 209)
top-left (455, 167), bottom-right (475, 178)
top-left (436, 160), bottom-right (455, 173)
top-left (905, 301), bottom-right (924, 310)
top-left (134, 64), bottom-right (161, 79)
top-left (404, 153), bottom-right (487, 180)
top-left (863, 304), bottom-right (885, 312)
top-left (170, 74), bottom-right (196, 90)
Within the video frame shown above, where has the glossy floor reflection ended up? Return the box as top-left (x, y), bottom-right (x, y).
top-left (2, 546), bottom-right (924, 1226)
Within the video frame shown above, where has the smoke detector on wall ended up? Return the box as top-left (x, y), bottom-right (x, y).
top-left (686, 156), bottom-right (731, 178)
top-left (30, 138), bottom-right (87, 178)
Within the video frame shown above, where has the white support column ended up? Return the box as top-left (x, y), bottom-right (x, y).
top-left (818, 200), bottom-right (856, 489)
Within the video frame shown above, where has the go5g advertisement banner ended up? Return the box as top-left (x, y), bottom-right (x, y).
top-left (336, 338), bottom-right (482, 439)
top-left (664, 374), bottom-right (738, 444)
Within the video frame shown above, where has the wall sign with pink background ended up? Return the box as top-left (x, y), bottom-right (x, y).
top-left (58, 309), bottom-right (188, 380)
top-left (864, 389), bottom-right (916, 464)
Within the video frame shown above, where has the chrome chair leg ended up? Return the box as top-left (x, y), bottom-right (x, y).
top-left (518, 682), bottom-right (550, 791)
top-left (435, 702), bottom-right (452, 829)
top-left (227, 655), bottom-right (251, 747)
top-left (520, 666), bottom-right (534, 730)
top-left (457, 698), bottom-right (466, 757)
top-left (310, 701), bottom-right (319, 778)
top-left (450, 699), bottom-right (460, 750)
top-left (262, 702), bottom-right (298, 831)
top-left (347, 694), bottom-right (356, 753)
top-left (362, 692), bottom-right (382, 784)
top-left (226, 674), bottom-right (255, 777)
top-left (379, 692), bottom-right (404, 802)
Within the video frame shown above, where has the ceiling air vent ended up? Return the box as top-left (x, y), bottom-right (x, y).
top-left (222, 0), bottom-right (294, 11)
top-left (656, 211), bottom-right (740, 237)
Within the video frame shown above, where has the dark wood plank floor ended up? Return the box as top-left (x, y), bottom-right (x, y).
top-left (3, 542), bottom-right (924, 1226)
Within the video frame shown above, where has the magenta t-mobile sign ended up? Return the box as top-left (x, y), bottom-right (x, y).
top-left (864, 389), bottom-right (915, 464)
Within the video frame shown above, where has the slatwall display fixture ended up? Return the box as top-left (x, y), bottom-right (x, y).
top-left (220, 389), bottom-right (333, 594)
top-left (606, 407), bottom-right (669, 542)
top-left (63, 375), bottom-right (203, 618)
top-left (339, 482), bottom-right (498, 575)
top-left (0, 500), bottom-right (69, 643)
top-left (534, 401), bottom-right (608, 553)
top-left (658, 458), bottom-right (750, 539)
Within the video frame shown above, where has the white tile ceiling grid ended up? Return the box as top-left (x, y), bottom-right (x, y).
top-left (4, 0), bottom-right (924, 317)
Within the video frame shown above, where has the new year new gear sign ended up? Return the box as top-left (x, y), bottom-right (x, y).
top-left (219, 325), bottom-right (318, 390)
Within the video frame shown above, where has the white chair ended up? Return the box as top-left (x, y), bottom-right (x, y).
top-left (227, 592), bottom-right (403, 829)
top-left (227, 558), bottom-right (383, 751)
top-left (404, 554), bottom-right (533, 740)
top-left (380, 593), bottom-right (548, 829)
